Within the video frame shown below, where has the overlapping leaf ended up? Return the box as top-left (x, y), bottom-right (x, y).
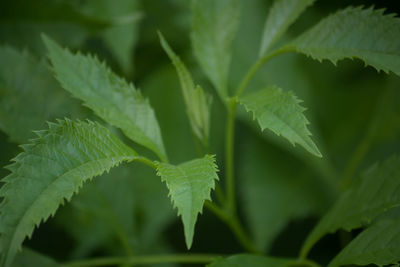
top-left (156, 155), bottom-right (218, 249)
top-left (289, 6), bottom-right (400, 76)
top-left (207, 254), bottom-right (292, 267)
top-left (191, 0), bottom-right (239, 101)
top-left (329, 209), bottom-right (400, 267)
top-left (259, 0), bottom-right (315, 57)
top-left (0, 46), bottom-right (83, 143)
top-left (0, 119), bottom-right (136, 267)
top-left (43, 36), bottom-right (167, 161)
top-left (240, 86), bottom-right (321, 157)
top-left (301, 155), bottom-right (400, 257)
top-left (159, 32), bottom-right (211, 145)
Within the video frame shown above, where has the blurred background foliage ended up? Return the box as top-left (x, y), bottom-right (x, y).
top-left (0, 0), bottom-right (399, 266)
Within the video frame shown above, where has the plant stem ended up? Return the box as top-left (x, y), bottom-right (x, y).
top-left (61, 254), bottom-right (222, 267)
top-left (205, 201), bottom-right (261, 254)
top-left (132, 156), bottom-right (157, 169)
top-left (227, 215), bottom-right (261, 254)
top-left (225, 98), bottom-right (237, 214)
top-left (288, 259), bottom-right (322, 267)
top-left (235, 46), bottom-right (294, 98)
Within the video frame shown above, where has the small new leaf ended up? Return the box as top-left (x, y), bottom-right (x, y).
top-left (158, 32), bottom-right (212, 145)
top-left (0, 119), bottom-right (136, 267)
top-left (191, 0), bottom-right (240, 101)
top-left (240, 86), bottom-right (321, 157)
top-left (42, 35), bottom-right (167, 161)
top-left (259, 0), bottom-right (315, 57)
top-left (289, 6), bottom-right (400, 76)
top-left (156, 155), bottom-right (219, 249)
top-left (301, 155), bottom-right (400, 258)
top-left (329, 214), bottom-right (400, 267)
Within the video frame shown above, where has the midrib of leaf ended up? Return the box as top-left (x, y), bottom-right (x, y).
top-left (176, 167), bottom-right (195, 229)
top-left (261, 109), bottom-right (307, 148)
top-left (156, 155), bottom-right (218, 249)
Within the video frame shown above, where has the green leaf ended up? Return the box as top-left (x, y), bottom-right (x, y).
top-left (239, 134), bottom-right (330, 251)
top-left (156, 155), bottom-right (219, 249)
top-left (191, 0), bottom-right (240, 101)
top-left (42, 35), bottom-right (167, 161)
top-left (329, 211), bottom-right (400, 267)
top-left (207, 254), bottom-right (293, 267)
top-left (289, 6), bottom-right (400, 76)
top-left (158, 32), bottom-right (212, 145)
top-left (0, 119), bottom-right (136, 267)
top-left (0, 46), bottom-right (83, 143)
top-left (240, 85), bottom-right (321, 157)
top-left (259, 0), bottom-right (315, 57)
top-left (301, 155), bottom-right (400, 258)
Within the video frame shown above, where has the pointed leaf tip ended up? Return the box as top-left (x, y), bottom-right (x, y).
top-left (240, 86), bottom-right (321, 157)
top-left (156, 155), bottom-right (219, 249)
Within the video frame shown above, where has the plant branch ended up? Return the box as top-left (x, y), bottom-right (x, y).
top-left (225, 98), bottom-right (237, 214)
top-left (288, 259), bottom-right (322, 267)
top-left (132, 156), bottom-right (157, 169)
top-left (61, 254), bottom-right (222, 267)
top-left (235, 46), bottom-right (294, 98)
top-left (205, 201), bottom-right (261, 254)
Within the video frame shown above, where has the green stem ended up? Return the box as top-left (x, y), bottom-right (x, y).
top-left (287, 259), bottom-right (322, 267)
top-left (235, 46), bottom-right (294, 98)
top-left (132, 156), bottom-right (157, 169)
top-left (61, 254), bottom-right (222, 267)
top-left (205, 201), bottom-right (261, 254)
top-left (225, 98), bottom-right (237, 214)
top-left (227, 216), bottom-right (260, 254)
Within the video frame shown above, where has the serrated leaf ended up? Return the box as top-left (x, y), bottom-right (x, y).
top-left (156, 155), bottom-right (219, 249)
top-left (329, 212), bottom-right (400, 267)
top-left (207, 254), bottom-right (293, 267)
top-left (301, 155), bottom-right (400, 258)
top-left (191, 0), bottom-right (239, 101)
top-left (0, 119), bottom-right (136, 267)
top-left (0, 46), bottom-right (83, 144)
top-left (240, 86), bottom-right (321, 157)
top-left (158, 32), bottom-right (212, 145)
top-left (259, 0), bottom-right (315, 57)
top-left (289, 6), bottom-right (400, 76)
top-left (42, 35), bottom-right (167, 161)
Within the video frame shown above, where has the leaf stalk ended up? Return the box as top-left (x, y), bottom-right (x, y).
top-left (61, 254), bottom-right (222, 267)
